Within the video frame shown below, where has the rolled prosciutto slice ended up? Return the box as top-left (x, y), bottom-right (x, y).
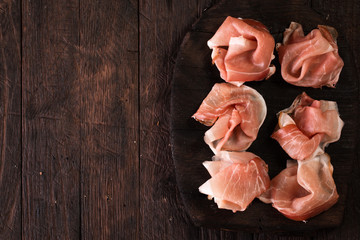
top-left (259, 153), bottom-right (338, 221)
top-left (199, 151), bottom-right (270, 212)
top-left (193, 83), bottom-right (267, 154)
top-left (277, 22), bottom-right (344, 88)
top-left (208, 16), bottom-right (275, 86)
top-left (272, 92), bottom-right (344, 161)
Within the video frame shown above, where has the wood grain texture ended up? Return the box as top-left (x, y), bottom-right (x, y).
top-left (0, 0), bottom-right (21, 239)
top-left (22, 0), bottom-right (80, 239)
top-left (138, 0), bottom-right (251, 239)
top-left (79, 0), bottom-right (139, 239)
top-left (0, 0), bottom-right (357, 239)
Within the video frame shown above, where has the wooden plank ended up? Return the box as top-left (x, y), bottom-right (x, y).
top-left (78, 0), bottom-right (139, 239)
top-left (139, 0), bottom-right (252, 239)
top-left (21, 0), bottom-right (80, 239)
top-left (0, 0), bottom-right (21, 239)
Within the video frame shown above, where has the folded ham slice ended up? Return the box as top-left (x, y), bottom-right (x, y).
top-left (192, 83), bottom-right (267, 154)
top-left (259, 153), bottom-right (338, 221)
top-left (277, 22), bottom-right (344, 88)
top-left (199, 151), bottom-right (270, 212)
top-left (264, 93), bottom-right (342, 221)
top-left (208, 16), bottom-right (275, 86)
top-left (272, 92), bottom-right (344, 160)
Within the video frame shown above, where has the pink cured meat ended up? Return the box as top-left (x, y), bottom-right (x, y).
top-left (199, 152), bottom-right (270, 212)
top-left (192, 83), bottom-right (267, 154)
top-left (277, 22), bottom-right (344, 88)
top-left (259, 154), bottom-right (338, 221)
top-left (208, 16), bottom-right (275, 86)
top-left (271, 92), bottom-right (344, 161)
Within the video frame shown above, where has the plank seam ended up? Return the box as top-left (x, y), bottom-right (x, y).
top-left (137, 0), bottom-right (141, 239)
top-left (78, 0), bottom-right (82, 239)
top-left (20, 0), bottom-right (23, 239)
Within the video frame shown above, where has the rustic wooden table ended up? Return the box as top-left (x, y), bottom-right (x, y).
top-left (0, 0), bottom-right (359, 239)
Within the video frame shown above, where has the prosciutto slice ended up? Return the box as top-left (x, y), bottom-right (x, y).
top-left (259, 153), bottom-right (338, 221)
top-left (208, 16), bottom-right (275, 86)
top-left (199, 151), bottom-right (270, 212)
top-left (277, 22), bottom-right (344, 88)
top-left (272, 92), bottom-right (344, 160)
top-left (192, 83), bottom-right (267, 154)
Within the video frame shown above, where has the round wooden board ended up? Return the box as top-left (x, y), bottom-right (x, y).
top-left (170, 0), bottom-right (358, 232)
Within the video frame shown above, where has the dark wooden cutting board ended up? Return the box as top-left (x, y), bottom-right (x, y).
top-left (170, 0), bottom-right (358, 232)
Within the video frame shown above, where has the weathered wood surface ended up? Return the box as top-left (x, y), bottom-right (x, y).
top-left (22, 0), bottom-right (80, 239)
top-left (79, 1), bottom-right (140, 239)
top-left (0, 0), bottom-right (21, 239)
top-left (0, 0), bottom-right (357, 239)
